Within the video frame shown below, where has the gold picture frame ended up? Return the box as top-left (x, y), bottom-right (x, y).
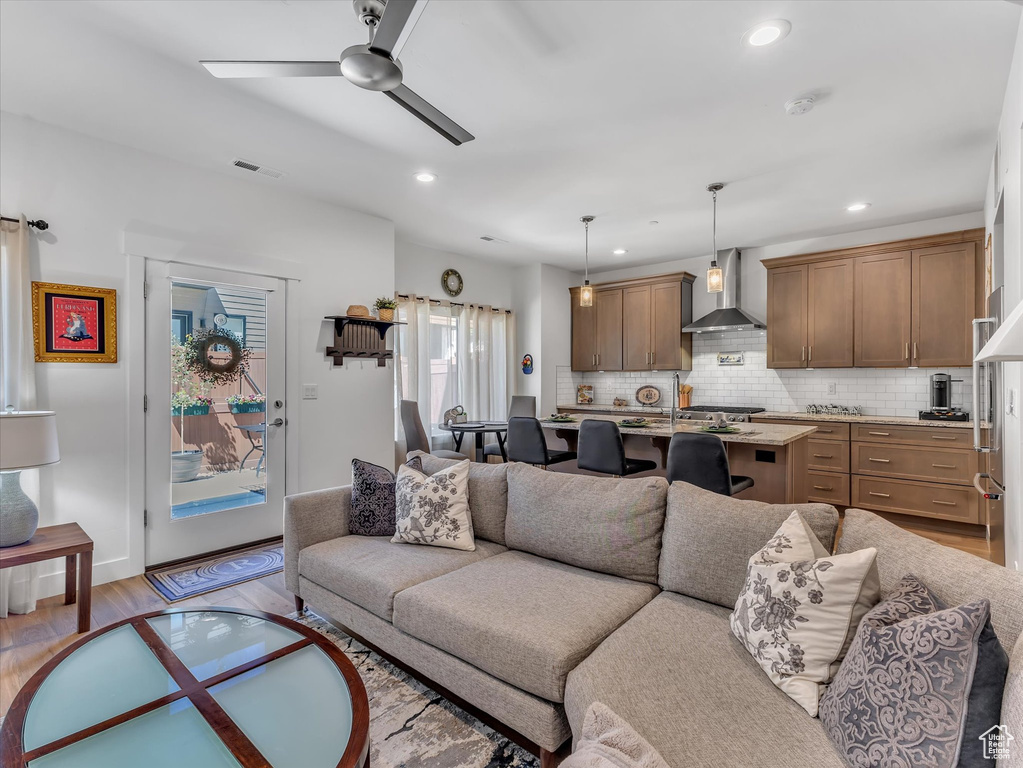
top-left (32, 282), bottom-right (118, 363)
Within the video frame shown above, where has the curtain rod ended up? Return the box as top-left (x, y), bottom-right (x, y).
top-left (396, 294), bottom-right (512, 314)
top-left (1, 216), bottom-right (49, 230)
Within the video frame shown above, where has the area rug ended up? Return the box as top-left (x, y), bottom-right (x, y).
top-left (293, 610), bottom-right (540, 768)
top-left (145, 542), bottom-right (283, 602)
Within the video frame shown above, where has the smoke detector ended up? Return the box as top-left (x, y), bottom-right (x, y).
top-left (784, 97), bottom-right (815, 116)
top-left (231, 158), bottom-right (286, 179)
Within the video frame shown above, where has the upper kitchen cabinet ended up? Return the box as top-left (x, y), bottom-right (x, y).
top-left (570, 273), bottom-right (694, 372)
top-left (855, 251), bottom-right (912, 367)
top-left (911, 243), bottom-right (976, 367)
top-left (763, 229), bottom-right (983, 370)
top-left (766, 265), bottom-right (808, 368)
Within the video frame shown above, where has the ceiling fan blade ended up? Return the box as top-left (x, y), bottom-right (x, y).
top-left (384, 84), bottom-right (474, 146)
top-left (200, 61), bottom-right (341, 78)
top-left (370, 0), bottom-right (429, 59)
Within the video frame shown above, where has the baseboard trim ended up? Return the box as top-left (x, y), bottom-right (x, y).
top-left (34, 556), bottom-right (134, 600)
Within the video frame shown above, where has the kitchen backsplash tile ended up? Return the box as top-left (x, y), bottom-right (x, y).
top-left (556, 330), bottom-right (973, 418)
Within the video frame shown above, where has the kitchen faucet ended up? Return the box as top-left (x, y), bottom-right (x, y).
top-left (671, 372), bottom-right (681, 427)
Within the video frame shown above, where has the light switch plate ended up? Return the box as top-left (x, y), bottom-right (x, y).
top-left (302, 384), bottom-right (318, 400)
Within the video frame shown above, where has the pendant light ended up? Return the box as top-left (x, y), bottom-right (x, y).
top-left (579, 215), bottom-right (595, 307)
top-left (706, 183), bottom-right (725, 293)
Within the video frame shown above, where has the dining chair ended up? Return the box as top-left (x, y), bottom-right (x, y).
top-left (576, 419), bottom-right (658, 477)
top-left (484, 395), bottom-right (537, 462)
top-left (505, 417), bottom-right (576, 469)
top-left (399, 400), bottom-right (468, 460)
top-left (665, 432), bottom-right (754, 495)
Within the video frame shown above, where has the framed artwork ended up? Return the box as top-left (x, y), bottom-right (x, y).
top-left (32, 282), bottom-right (118, 363)
top-left (717, 351), bottom-right (744, 366)
top-left (576, 385), bottom-right (594, 404)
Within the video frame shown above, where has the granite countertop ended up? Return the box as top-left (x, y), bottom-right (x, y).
top-left (756, 411), bottom-right (976, 429)
top-left (558, 403), bottom-right (672, 414)
top-left (542, 414), bottom-right (816, 446)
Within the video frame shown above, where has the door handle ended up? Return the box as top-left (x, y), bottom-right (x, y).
top-left (931, 463), bottom-right (957, 469)
top-left (812, 453), bottom-right (834, 459)
top-left (868, 491), bottom-right (890, 498)
top-left (801, 345), bottom-right (805, 362)
top-left (812, 485), bottom-right (833, 491)
top-left (931, 500), bottom-right (957, 507)
top-left (808, 345), bottom-right (812, 362)
top-left (913, 342), bottom-right (918, 360)
top-left (868, 431), bottom-right (890, 436)
top-left (269, 418), bottom-right (284, 427)
top-left (930, 435), bottom-right (957, 441)
top-left (867, 457), bottom-right (891, 463)
top-left (905, 342), bottom-right (909, 360)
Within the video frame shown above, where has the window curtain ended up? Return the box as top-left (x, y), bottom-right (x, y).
top-left (393, 294), bottom-right (432, 464)
top-left (454, 303), bottom-right (509, 428)
top-left (0, 216), bottom-right (41, 616)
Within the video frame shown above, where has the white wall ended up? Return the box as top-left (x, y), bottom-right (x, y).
top-left (1, 112), bottom-right (395, 595)
top-left (984, 15), bottom-right (1023, 572)
top-left (395, 239), bottom-right (516, 309)
top-left (512, 264), bottom-right (543, 406)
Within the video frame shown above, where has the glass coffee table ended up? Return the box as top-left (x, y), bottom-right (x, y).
top-left (1, 608), bottom-right (369, 768)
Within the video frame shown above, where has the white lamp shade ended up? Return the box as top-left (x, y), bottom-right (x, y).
top-left (0, 411), bottom-right (60, 470)
top-left (976, 299), bottom-right (1023, 363)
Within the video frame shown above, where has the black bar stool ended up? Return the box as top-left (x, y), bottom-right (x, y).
top-left (484, 396), bottom-right (536, 462)
top-left (665, 432), bottom-right (754, 495)
top-left (506, 417), bottom-right (576, 469)
top-left (577, 419), bottom-right (658, 477)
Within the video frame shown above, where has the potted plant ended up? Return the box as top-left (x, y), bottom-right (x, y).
top-left (171, 336), bottom-right (213, 483)
top-left (227, 393), bottom-right (266, 414)
top-left (374, 296), bottom-right (398, 322)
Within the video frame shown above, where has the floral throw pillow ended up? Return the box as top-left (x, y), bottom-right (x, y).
top-left (729, 510), bottom-right (880, 716)
top-left (349, 457), bottom-right (423, 536)
top-left (392, 460), bottom-right (475, 551)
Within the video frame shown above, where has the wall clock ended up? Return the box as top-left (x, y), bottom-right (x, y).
top-left (442, 268), bottom-right (463, 297)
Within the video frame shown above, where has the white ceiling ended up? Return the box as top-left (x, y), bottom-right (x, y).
top-left (1, 0), bottom-right (1018, 270)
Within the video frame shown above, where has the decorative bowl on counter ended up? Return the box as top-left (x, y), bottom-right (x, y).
top-left (619, 418), bottom-right (651, 428)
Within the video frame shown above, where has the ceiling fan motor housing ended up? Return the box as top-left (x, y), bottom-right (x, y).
top-left (340, 44), bottom-right (403, 91)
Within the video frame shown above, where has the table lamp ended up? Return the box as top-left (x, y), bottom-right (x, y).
top-left (0, 411), bottom-right (60, 547)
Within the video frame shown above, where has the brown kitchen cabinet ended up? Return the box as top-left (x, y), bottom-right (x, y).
top-left (570, 273), bottom-right (694, 372)
top-left (763, 229), bottom-right (982, 371)
top-left (854, 251), bottom-right (912, 367)
top-left (911, 243), bottom-right (976, 367)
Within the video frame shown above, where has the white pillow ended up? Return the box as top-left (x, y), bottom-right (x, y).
top-left (561, 702), bottom-right (670, 768)
top-left (729, 510), bottom-right (879, 716)
top-left (392, 460), bottom-right (475, 551)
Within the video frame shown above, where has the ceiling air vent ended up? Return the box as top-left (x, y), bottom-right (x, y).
top-left (231, 158), bottom-right (286, 180)
top-left (480, 235), bottom-right (507, 243)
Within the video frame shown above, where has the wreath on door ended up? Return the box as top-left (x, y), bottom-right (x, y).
top-left (182, 328), bottom-right (251, 387)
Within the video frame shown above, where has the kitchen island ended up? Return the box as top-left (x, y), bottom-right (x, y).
top-left (541, 415), bottom-right (816, 504)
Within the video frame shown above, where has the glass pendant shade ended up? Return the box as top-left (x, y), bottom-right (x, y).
top-left (706, 264), bottom-right (724, 293)
top-left (579, 283), bottom-right (594, 307)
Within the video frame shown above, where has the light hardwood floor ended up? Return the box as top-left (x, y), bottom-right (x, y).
top-left (0, 570), bottom-right (294, 719)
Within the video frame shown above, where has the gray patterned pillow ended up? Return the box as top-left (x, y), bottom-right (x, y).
top-left (820, 574), bottom-right (1008, 768)
top-left (349, 457), bottom-right (422, 536)
top-left (392, 460), bottom-right (475, 551)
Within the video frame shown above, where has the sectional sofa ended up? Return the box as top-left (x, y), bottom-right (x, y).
top-left (284, 454), bottom-right (1023, 767)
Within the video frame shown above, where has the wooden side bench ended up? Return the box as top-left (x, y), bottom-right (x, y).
top-left (0, 523), bottom-right (93, 633)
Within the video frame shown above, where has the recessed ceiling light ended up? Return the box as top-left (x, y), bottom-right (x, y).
top-left (613, 249), bottom-right (627, 255)
top-left (414, 172), bottom-right (436, 183)
top-left (742, 19), bottom-right (791, 47)
top-left (846, 202), bottom-right (871, 212)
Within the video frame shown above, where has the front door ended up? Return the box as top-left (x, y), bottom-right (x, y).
top-left (145, 261), bottom-right (287, 566)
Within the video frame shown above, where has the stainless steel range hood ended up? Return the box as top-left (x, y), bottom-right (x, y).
top-left (682, 248), bottom-right (766, 333)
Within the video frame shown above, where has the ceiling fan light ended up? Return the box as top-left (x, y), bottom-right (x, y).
top-left (707, 265), bottom-right (724, 293)
top-left (579, 283), bottom-right (594, 308)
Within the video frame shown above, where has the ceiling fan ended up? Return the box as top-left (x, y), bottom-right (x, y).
top-left (200, 0), bottom-right (474, 146)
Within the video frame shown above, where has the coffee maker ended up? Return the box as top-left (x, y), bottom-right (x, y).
top-left (919, 373), bottom-right (969, 421)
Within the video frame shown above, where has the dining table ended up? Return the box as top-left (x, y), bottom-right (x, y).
top-left (438, 421), bottom-right (509, 463)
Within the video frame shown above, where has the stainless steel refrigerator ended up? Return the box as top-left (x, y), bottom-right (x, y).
top-left (973, 286), bottom-right (1005, 565)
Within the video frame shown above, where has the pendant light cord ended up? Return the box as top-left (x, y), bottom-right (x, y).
top-left (711, 188), bottom-right (718, 267)
top-left (584, 219), bottom-right (590, 284)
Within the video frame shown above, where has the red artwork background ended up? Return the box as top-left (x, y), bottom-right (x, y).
top-left (49, 296), bottom-right (101, 352)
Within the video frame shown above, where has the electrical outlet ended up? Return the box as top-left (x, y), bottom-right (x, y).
top-left (827, 382), bottom-right (837, 396)
top-left (302, 384), bottom-right (318, 400)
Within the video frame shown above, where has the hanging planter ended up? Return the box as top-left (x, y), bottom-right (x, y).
top-left (182, 328), bottom-right (251, 387)
top-left (227, 394), bottom-right (266, 414)
top-left (173, 404), bottom-right (211, 417)
top-left (171, 394), bottom-right (213, 417)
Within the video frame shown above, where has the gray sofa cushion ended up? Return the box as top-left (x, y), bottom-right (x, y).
top-left (505, 463), bottom-right (667, 584)
top-left (838, 509), bottom-right (1023, 649)
top-left (659, 482), bottom-right (840, 607)
top-left (415, 452), bottom-right (509, 545)
top-left (299, 535), bottom-right (506, 621)
top-left (392, 550), bottom-right (659, 702)
top-left (564, 592), bottom-right (845, 768)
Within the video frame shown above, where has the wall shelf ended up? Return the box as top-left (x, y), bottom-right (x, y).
top-left (324, 315), bottom-right (404, 367)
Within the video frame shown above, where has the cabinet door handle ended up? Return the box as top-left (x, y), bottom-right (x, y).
top-left (817, 428), bottom-right (834, 433)
top-left (801, 345), bottom-right (806, 361)
top-left (913, 342), bottom-right (918, 360)
top-left (931, 463), bottom-right (957, 469)
top-left (905, 342), bottom-right (909, 360)
top-left (812, 485), bottom-right (834, 491)
top-left (868, 431), bottom-right (890, 436)
top-left (868, 457), bottom-right (891, 463)
top-left (651, 351), bottom-right (654, 365)
top-left (930, 435), bottom-right (957, 441)
top-left (931, 500), bottom-right (957, 507)
top-left (808, 345), bottom-right (813, 362)
top-left (592, 354), bottom-right (596, 366)
top-left (813, 453), bottom-right (834, 459)
top-left (869, 491), bottom-right (891, 498)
